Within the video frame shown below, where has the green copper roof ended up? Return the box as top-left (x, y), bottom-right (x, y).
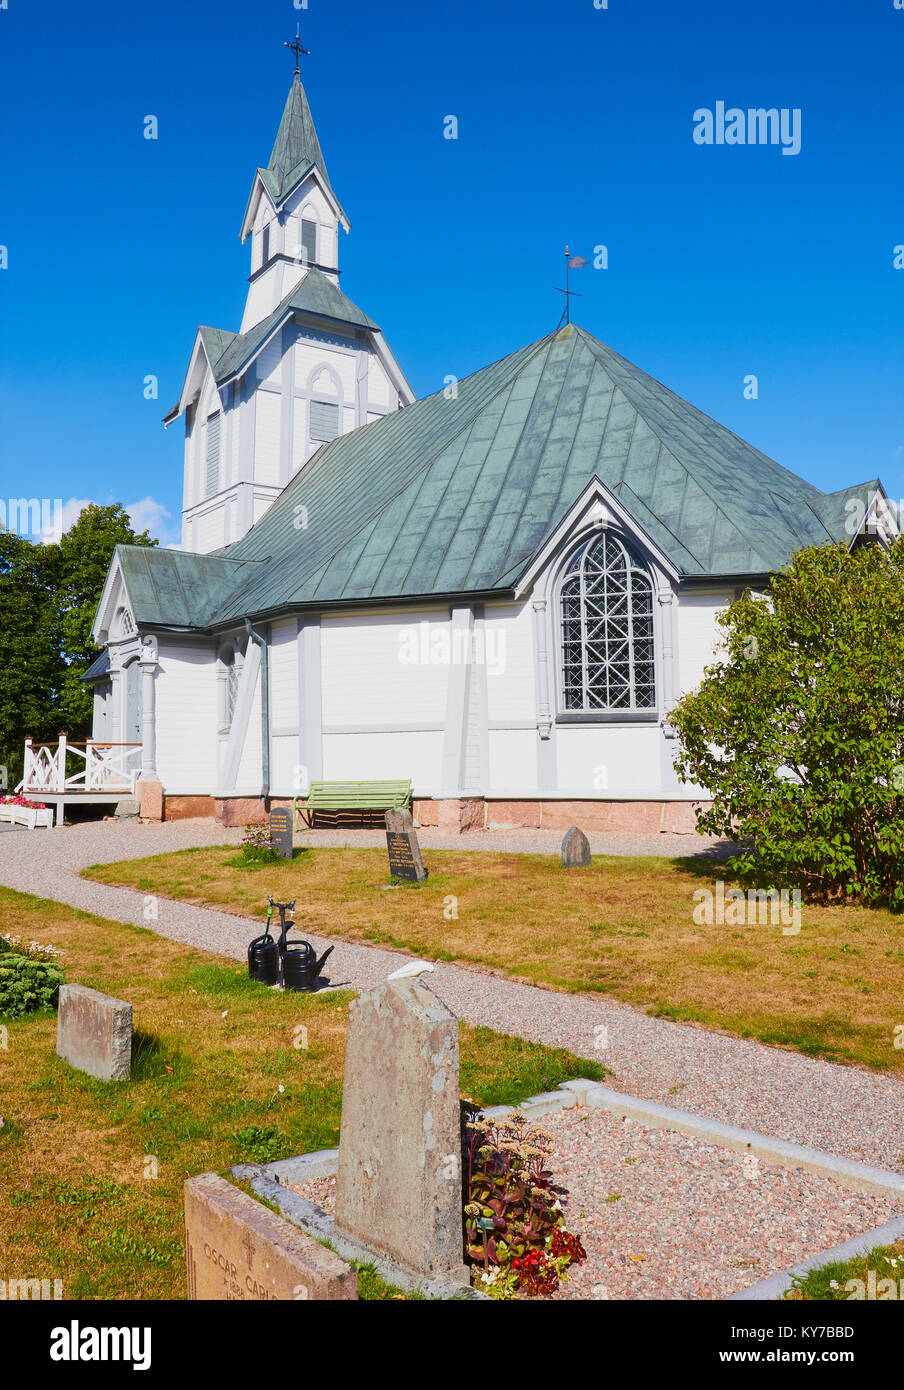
top-left (147, 323), bottom-right (883, 629)
top-left (116, 546), bottom-right (263, 628)
top-left (212, 269), bottom-right (377, 386)
top-left (248, 76), bottom-right (348, 225)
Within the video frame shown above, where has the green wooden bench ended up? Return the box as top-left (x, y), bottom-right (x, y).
top-left (293, 779), bottom-right (411, 829)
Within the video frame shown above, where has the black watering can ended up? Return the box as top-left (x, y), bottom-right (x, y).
top-left (275, 899), bottom-right (334, 993)
top-left (247, 898), bottom-right (280, 986)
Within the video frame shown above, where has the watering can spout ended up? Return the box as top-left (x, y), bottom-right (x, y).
top-left (315, 945), bottom-right (334, 978)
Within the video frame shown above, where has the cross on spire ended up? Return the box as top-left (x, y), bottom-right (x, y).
top-left (284, 24), bottom-right (310, 78)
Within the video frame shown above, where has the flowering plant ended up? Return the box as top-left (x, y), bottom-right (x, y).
top-left (1, 794), bottom-right (46, 810)
top-left (463, 1108), bottom-right (586, 1299)
top-left (240, 825), bottom-right (281, 864)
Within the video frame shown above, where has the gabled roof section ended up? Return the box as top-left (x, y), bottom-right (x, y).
top-left (213, 269), bottom-right (378, 385)
top-left (114, 546), bottom-right (265, 629)
top-left (241, 76), bottom-right (349, 237)
top-left (152, 322), bottom-right (882, 625)
top-left (164, 269), bottom-right (379, 423)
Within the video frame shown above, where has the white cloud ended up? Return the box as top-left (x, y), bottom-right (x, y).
top-left (126, 496), bottom-right (181, 548)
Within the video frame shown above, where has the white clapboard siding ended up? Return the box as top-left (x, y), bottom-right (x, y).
top-left (321, 611), bottom-right (451, 725)
top-left (555, 725), bottom-right (662, 794)
top-left (322, 731), bottom-right (444, 789)
top-left (677, 591), bottom-right (730, 694)
top-left (292, 398), bottom-right (307, 472)
top-left (484, 603), bottom-right (536, 722)
top-left (270, 734), bottom-right (301, 796)
top-left (254, 391), bottom-right (281, 486)
top-left (155, 644), bottom-right (217, 791)
top-left (269, 620), bottom-right (298, 726)
top-left (196, 507), bottom-right (223, 554)
top-left (487, 730), bottom-right (537, 792)
top-left (368, 356), bottom-right (391, 408)
top-left (256, 339), bottom-right (281, 384)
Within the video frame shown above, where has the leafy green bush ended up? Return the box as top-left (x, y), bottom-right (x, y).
top-left (463, 1109), bottom-right (586, 1298)
top-left (672, 540), bottom-right (904, 908)
top-left (0, 953), bottom-right (64, 1017)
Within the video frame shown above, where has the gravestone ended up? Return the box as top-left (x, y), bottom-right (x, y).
top-left (561, 825), bottom-right (592, 868)
top-left (333, 974), bottom-right (469, 1285)
top-left (56, 983), bottom-right (132, 1081)
top-left (185, 1173), bottom-right (356, 1301)
top-left (385, 807), bottom-right (427, 882)
top-left (269, 806), bottom-right (293, 860)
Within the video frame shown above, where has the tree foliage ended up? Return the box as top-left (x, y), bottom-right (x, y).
top-left (671, 541), bottom-right (904, 909)
top-left (0, 504), bottom-right (155, 786)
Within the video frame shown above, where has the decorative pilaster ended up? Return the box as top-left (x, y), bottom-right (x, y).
top-left (138, 635), bottom-right (159, 779)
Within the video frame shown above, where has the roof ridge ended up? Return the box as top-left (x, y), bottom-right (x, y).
top-left (572, 325), bottom-right (826, 501)
top-left (217, 335), bottom-right (558, 610)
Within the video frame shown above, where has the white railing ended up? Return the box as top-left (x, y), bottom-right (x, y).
top-left (20, 737), bottom-right (142, 794)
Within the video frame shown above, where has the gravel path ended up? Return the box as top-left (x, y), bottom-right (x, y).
top-left (288, 1109), bottom-right (903, 1300)
top-left (2, 819), bottom-right (903, 1175)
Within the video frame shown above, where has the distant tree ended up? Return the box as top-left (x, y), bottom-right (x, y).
top-left (0, 532), bottom-right (60, 788)
top-left (55, 504), bottom-right (156, 731)
top-left (671, 540), bottom-right (904, 908)
top-left (0, 504), bottom-right (156, 787)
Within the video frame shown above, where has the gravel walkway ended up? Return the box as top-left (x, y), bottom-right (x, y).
top-left (288, 1109), bottom-right (903, 1300)
top-left (2, 820), bottom-right (903, 1175)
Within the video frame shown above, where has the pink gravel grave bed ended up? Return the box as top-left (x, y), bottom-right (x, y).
top-left (289, 1107), bottom-right (903, 1300)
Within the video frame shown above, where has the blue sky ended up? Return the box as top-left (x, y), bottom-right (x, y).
top-left (1, 0), bottom-right (901, 546)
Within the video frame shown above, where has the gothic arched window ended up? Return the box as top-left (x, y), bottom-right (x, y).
top-left (559, 532), bottom-right (656, 712)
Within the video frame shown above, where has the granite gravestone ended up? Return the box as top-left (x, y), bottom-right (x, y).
top-left (184, 1173), bottom-right (356, 1301)
top-left (385, 807), bottom-right (427, 882)
top-left (56, 983), bottom-right (132, 1081)
top-left (333, 974), bottom-right (469, 1286)
top-left (561, 825), bottom-right (592, 868)
top-left (269, 806), bottom-right (293, 860)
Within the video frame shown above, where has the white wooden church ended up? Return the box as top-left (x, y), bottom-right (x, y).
top-left (26, 62), bottom-right (887, 832)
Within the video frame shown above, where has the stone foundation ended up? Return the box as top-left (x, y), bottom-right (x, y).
top-left (160, 793), bottom-right (709, 835)
top-left (163, 795), bottom-right (217, 821)
top-left (413, 797), bottom-right (710, 834)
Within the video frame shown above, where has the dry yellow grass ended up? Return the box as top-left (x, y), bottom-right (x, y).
top-left (0, 886), bottom-right (604, 1300)
top-left (85, 845), bottom-right (904, 1072)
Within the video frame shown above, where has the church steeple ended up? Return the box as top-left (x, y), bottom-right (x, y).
top-left (264, 76), bottom-right (340, 214)
top-left (239, 58), bottom-right (350, 333)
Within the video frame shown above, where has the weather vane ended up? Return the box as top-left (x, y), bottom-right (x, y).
top-left (554, 245), bottom-right (587, 327)
top-left (284, 24), bottom-right (310, 78)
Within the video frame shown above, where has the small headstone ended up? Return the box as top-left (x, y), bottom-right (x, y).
top-left (269, 806), bottom-right (293, 860)
top-left (561, 825), bottom-right (591, 868)
top-left (385, 807), bottom-right (427, 882)
top-left (333, 975), bottom-right (469, 1285)
top-left (185, 1172), bottom-right (357, 1301)
top-left (56, 983), bottom-right (132, 1081)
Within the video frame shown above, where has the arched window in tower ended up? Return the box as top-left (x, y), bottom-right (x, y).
top-left (307, 366), bottom-right (341, 447)
top-left (558, 532), bottom-right (656, 712)
top-left (261, 221), bottom-right (271, 266)
top-left (300, 216), bottom-right (317, 265)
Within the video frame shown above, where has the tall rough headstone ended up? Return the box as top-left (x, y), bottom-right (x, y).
top-left (185, 1173), bottom-right (357, 1301)
top-left (333, 975), bottom-right (468, 1285)
top-left (56, 983), bottom-right (132, 1081)
top-left (385, 807), bottom-right (427, 882)
top-left (561, 825), bottom-right (592, 868)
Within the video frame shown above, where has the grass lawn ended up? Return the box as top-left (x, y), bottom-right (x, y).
top-left (0, 885), bottom-right (606, 1301)
top-left (84, 845), bottom-right (904, 1072)
top-left (787, 1239), bottom-right (904, 1300)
